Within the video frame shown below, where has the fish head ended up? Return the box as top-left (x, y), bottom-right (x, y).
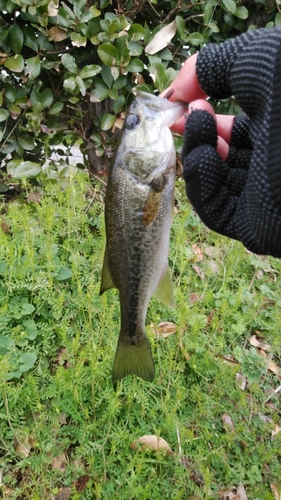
top-left (119, 90), bottom-right (184, 181)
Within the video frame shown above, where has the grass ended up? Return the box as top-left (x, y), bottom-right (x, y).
top-left (0, 171), bottom-right (280, 500)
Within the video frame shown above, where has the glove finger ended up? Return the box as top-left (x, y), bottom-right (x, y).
top-left (230, 114), bottom-right (252, 150)
top-left (181, 109), bottom-right (217, 160)
top-left (183, 144), bottom-right (240, 238)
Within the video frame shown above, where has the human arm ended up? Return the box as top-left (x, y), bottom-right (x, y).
top-left (168, 28), bottom-right (281, 257)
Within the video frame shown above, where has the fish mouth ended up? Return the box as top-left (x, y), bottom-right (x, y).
top-left (132, 88), bottom-right (185, 128)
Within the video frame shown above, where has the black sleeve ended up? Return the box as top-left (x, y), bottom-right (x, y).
top-left (182, 27), bottom-right (281, 257)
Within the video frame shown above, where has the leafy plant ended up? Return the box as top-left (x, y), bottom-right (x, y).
top-left (0, 0), bottom-right (280, 183)
top-left (0, 173), bottom-right (280, 499)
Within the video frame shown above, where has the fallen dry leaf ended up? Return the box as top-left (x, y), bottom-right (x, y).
top-left (181, 457), bottom-right (204, 487)
top-left (1, 221), bottom-right (12, 234)
top-left (48, 26), bottom-right (67, 42)
top-left (52, 452), bottom-right (67, 472)
top-left (249, 334), bottom-right (270, 351)
top-left (27, 191), bottom-right (42, 203)
top-left (153, 321), bottom-right (177, 338)
top-left (130, 435), bottom-right (174, 456)
top-left (271, 424), bottom-right (281, 439)
top-left (192, 264), bottom-right (205, 280)
top-left (192, 243), bottom-right (204, 262)
top-left (271, 483), bottom-right (281, 500)
top-left (258, 349), bottom-right (281, 376)
top-left (189, 293), bottom-right (204, 304)
top-left (236, 373), bottom-right (247, 391)
top-left (75, 475), bottom-right (90, 493)
top-left (54, 487), bottom-right (71, 500)
top-left (220, 483), bottom-right (248, 500)
top-left (222, 413), bottom-right (235, 433)
top-left (208, 259), bottom-right (219, 274)
top-left (145, 21), bottom-right (176, 55)
top-left (14, 435), bottom-right (31, 458)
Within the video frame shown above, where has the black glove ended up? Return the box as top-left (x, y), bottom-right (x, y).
top-left (182, 27), bottom-right (281, 257)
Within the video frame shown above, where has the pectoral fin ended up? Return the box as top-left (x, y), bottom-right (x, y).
top-left (154, 265), bottom-right (175, 308)
top-left (100, 248), bottom-right (115, 295)
top-left (142, 188), bottom-right (162, 227)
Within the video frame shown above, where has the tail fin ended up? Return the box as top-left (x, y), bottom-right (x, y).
top-left (112, 335), bottom-right (155, 387)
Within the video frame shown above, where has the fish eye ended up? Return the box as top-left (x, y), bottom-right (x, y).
top-left (125, 113), bottom-right (140, 130)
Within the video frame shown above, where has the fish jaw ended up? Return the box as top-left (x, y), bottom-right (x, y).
top-left (133, 89), bottom-right (185, 128)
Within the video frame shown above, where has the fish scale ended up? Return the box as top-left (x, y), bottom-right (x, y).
top-left (100, 90), bottom-right (184, 386)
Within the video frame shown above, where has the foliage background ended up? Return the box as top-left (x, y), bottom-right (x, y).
top-left (0, 0), bottom-right (280, 183)
top-left (0, 1), bottom-right (281, 499)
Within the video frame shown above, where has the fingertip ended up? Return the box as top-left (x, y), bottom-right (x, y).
top-left (217, 136), bottom-right (229, 161)
top-left (216, 114), bottom-right (235, 145)
top-left (188, 99), bottom-right (216, 119)
top-left (161, 53), bottom-right (206, 103)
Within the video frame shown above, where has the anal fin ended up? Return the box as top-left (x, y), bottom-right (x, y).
top-left (154, 265), bottom-right (175, 308)
top-left (100, 248), bottom-right (115, 295)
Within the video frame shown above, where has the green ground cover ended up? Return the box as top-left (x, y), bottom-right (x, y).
top-left (0, 172), bottom-right (280, 499)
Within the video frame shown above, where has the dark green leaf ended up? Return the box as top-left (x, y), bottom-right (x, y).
top-left (56, 266), bottom-right (73, 280)
top-left (235, 6), bottom-right (248, 19)
top-left (185, 33), bottom-right (204, 47)
top-left (275, 12), bottom-right (281, 25)
top-left (0, 109), bottom-right (9, 122)
top-left (90, 82), bottom-right (109, 102)
top-left (76, 75), bottom-right (86, 96)
top-left (73, 0), bottom-right (87, 16)
top-left (0, 336), bottom-right (15, 355)
top-left (112, 95), bottom-right (125, 114)
top-left (5, 54), bottom-right (24, 72)
top-left (101, 113), bottom-right (115, 131)
top-left (48, 102), bottom-right (64, 115)
top-left (18, 135), bottom-right (36, 151)
top-left (175, 15), bottom-right (187, 39)
top-left (61, 53), bottom-right (78, 74)
top-left (97, 43), bottom-right (118, 66)
top-left (115, 36), bottom-right (130, 65)
top-left (10, 161), bottom-right (42, 179)
top-left (19, 351), bottom-right (37, 372)
top-left (80, 64), bottom-right (102, 79)
top-left (21, 303), bottom-right (35, 315)
top-left (0, 29), bottom-right (9, 44)
top-left (64, 77), bottom-right (78, 94)
top-left (8, 24), bottom-right (24, 54)
top-left (128, 24), bottom-right (146, 41)
top-left (23, 26), bottom-right (38, 51)
top-left (8, 103), bottom-right (21, 119)
top-left (71, 33), bottom-right (87, 47)
top-left (25, 56), bottom-right (41, 80)
top-left (23, 320), bottom-right (38, 340)
top-left (39, 89), bottom-right (54, 108)
top-left (221, 0), bottom-right (236, 15)
top-left (101, 65), bottom-right (114, 88)
top-left (4, 83), bottom-right (16, 103)
top-left (128, 41), bottom-right (143, 56)
top-left (127, 58), bottom-right (144, 73)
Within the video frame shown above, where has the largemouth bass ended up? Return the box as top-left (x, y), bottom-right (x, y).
top-left (100, 90), bottom-right (184, 386)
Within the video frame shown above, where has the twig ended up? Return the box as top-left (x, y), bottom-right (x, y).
top-left (176, 424), bottom-right (182, 456)
top-left (161, 0), bottom-right (184, 24)
top-left (264, 384), bottom-right (281, 404)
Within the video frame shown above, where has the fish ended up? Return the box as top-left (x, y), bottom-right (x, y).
top-left (100, 90), bottom-right (184, 386)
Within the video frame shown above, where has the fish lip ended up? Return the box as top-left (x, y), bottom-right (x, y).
top-left (132, 88), bottom-right (185, 127)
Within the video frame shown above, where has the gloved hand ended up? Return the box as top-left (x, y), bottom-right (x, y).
top-left (182, 27), bottom-right (281, 257)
